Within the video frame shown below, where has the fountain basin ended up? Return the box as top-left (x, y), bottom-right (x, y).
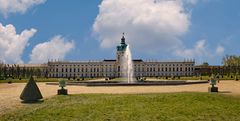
top-left (46, 80), bottom-right (208, 86)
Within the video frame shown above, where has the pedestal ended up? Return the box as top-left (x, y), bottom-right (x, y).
top-left (58, 89), bottom-right (68, 95)
top-left (208, 87), bottom-right (218, 92)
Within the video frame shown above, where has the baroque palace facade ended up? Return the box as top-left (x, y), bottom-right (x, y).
top-left (47, 35), bottom-right (195, 78)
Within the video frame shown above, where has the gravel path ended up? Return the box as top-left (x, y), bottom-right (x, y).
top-left (0, 80), bottom-right (240, 115)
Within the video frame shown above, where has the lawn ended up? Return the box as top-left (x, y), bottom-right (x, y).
top-left (0, 75), bottom-right (237, 83)
top-left (0, 77), bottom-right (103, 83)
top-left (1, 93), bottom-right (240, 121)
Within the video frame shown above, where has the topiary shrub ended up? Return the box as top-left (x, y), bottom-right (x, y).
top-left (20, 76), bottom-right (43, 103)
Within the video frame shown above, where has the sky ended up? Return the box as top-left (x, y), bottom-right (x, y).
top-left (0, 0), bottom-right (240, 65)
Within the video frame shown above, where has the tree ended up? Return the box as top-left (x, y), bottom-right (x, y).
top-left (0, 64), bottom-right (3, 77)
top-left (222, 55), bottom-right (240, 76)
top-left (3, 65), bottom-right (7, 78)
top-left (202, 62), bottom-right (209, 66)
top-left (22, 66), bottom-right (26, 78)
top-left (16, 65), bottom-right (20, 78)
top-left (36, 68), bottom-right (42, 77)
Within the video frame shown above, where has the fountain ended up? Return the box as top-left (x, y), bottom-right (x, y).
top-left (122, 45), bottom-right (134, 83)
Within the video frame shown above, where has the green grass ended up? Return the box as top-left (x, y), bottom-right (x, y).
top-left (0, 78), bottom-right (103, 83)
top-left (1, 93), bottom-right (240, 121)
top-left (0, 75), bottom-right (237, 83)
top-left (155, 76), bottom-right (238, 81)
top-left (0, 78), bottom-right (61, 83)
top-left (178, 76), bottom-right (239, 80)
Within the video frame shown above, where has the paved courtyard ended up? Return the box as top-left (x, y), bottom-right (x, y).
top-left (1, 80), bottom-right (240, 115)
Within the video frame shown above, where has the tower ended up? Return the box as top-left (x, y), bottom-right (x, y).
top-left (116, 33), bottom-right (127, 62)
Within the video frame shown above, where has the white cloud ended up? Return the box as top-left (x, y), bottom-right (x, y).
top-left (0, 23), bottom-right (36, 64)
top-left (0, 0), bottom-right (46, 17)
top-left (184, 0), bottom-right (198, 5)
top-left (29, 35), bottom-right (74, 63)
top-left (216, 45), bottom-right (224, 55)
top-left (175, 39), bottom-right (209, 58)
top-left (93, 0), bottom-right (191, 54)
top-left (175, 39), bottom-right (225, 61)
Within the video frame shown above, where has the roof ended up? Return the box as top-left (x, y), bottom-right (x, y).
top-left (133, 59), bottom-right (143, 62)
top-left (103, 59), bottom-right (116, 62)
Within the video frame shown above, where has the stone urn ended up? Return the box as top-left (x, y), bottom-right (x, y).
top-left (58, 80), bottom-right (68, 95)
top-left (208, 77), bottom-right (218, 92)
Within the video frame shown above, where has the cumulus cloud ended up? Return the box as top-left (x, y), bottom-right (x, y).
top-left (175, 39), bottom-right (225, 60)
top-left (184, 0), bottom-right (198, 5)
top-left (93, 0), bottom-right (191, 54)
top-left (216, 45), bottom-right (224, 55)
top-left (175, 39), bottom-right (209, 58)
top-left (29, 35), bottom-right (74, 63)
top-left (0, 23), bottom-right (36, 64)
top-left (0, 0), bottom-right (46, 17)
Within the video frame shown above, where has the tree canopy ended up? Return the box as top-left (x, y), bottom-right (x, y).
top-left (222, 55), bottom-right (240, 66)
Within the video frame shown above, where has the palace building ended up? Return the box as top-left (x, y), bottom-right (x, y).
top-left (47, 34), bottom-right (195, 78)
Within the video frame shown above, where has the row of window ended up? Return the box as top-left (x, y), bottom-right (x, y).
top-left (50, 67), bottom-right (194, 73)
top-left (50, 63), bottom-right (194, 68)
top-left (49, 72), bottom-right (194, 78)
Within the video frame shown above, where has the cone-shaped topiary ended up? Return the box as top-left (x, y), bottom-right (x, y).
top-left (20, 76), bottom-right (43, 102)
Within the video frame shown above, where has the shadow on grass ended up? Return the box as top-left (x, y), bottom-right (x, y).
top-left (219, 91), bottom-right (232, 93)
top-left (21, 100), bottom-right (44, 104)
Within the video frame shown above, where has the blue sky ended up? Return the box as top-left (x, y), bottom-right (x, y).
top-left (0, 0), bottom-right (240, 65)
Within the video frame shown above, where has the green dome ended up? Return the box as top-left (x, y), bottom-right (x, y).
top-left (117, 33), bottom-right (128, 51)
